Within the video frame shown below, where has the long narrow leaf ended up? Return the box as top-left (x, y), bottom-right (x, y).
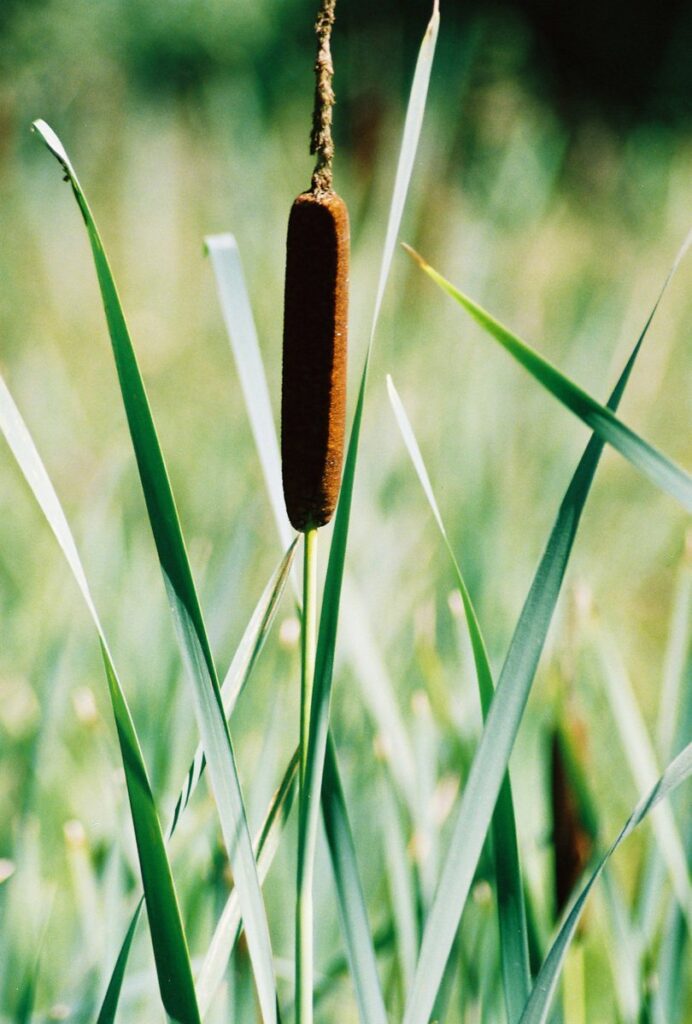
top-left (321, 735), bottom-right (389, 1024)
top-left (205, 234), bottom-right (293, 553)
top-left (371, 0), bottom-right (440, 338)
top-left (594, 632), bottom-right (691, 925)
top-left (518, 744), bottom-right (692, 1024)
top-left (404, 243), bottom-right (692, 511)
top-left (636, 574), bottom-right (691, 950)
top-left (0, 374), bottom-right (200, 1024)
top-left (96, 541), bottom-right (295, 1023)
top-left (402, 234), bottom-right (690, 1024)
top-left (388, 374), bottom-right (531, 1020)
top-left (33, 119), bottom-right (277, 1024)
top-left (168, 539), bottom-right (297, 837)
top-left (555, 727), bottom-right (641, 1023)
top-left (657, 562), bottom-right (691, 763)
top-left (95, 899), bottom-right (144, 1024)
top-left (651, 817), bottom-right (692, 1024)
top-left (197, 750), bottom-right (300, 1018)
top-left (379, 775), bottom-right (419, 1000)
top-left (340, 577), bottom-right (417, 800)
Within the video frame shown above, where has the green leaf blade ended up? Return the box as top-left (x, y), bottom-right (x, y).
top-left (401, 234), bottom-right (690, 1024)
top-left (406, 244), bottom-right (692, 511)
top-left (96, 543), bottom-right (295, 1023)
top-left (33, 118), bottom-right (277, 1024)
top-left (197, 750), bottom-right (300, 1018)
top-left (322, 735), bottom-right (389, 1024)
top-left (0, 373), bottom-right (200, 1024)
top-left (387, 374), bottom-right (531, 1020)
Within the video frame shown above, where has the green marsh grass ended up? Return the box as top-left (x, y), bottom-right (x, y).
top-left (1, 3), bottom-right (691, 1022)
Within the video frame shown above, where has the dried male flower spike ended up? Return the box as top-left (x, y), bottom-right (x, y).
top-left (281, 0), bottom-right (349, 532)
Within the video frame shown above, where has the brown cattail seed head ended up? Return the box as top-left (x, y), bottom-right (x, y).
top-left (281, 189), bottom-right (349, 531)
top-left (550, 730), bottom-right (594, 919)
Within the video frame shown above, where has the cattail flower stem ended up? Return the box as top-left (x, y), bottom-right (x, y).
top-left (296, 526), bottom-right (318, 1024)
top-left (310, 0), bottom-right (336, 193)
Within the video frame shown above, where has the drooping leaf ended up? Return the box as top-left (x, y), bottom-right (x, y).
top-left (33, 119), bottom-right (277, 1024)
top-left (404, 241), bottom-right (692, 511)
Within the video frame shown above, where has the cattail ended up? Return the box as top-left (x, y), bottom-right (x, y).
top-left (281, 0), bottom-right (349, 532)
top-left (550, 726), bottom-right (595, 919)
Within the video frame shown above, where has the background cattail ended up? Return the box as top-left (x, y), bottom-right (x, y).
top-left (281, 0), bottom-right (349, 533)
top-left (550, 725), bottom-right (596, 919)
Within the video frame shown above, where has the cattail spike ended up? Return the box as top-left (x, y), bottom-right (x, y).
top-left (550, 728), bottom-right (594, 920)
top-left (281, 191), bottom-right (349, 532)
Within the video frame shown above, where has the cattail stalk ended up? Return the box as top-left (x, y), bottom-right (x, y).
top-left (287, 4), bottom-right (347, 1023)
top-left (281, 0), bottom-right (349, 534)
top-left (296, 525), bottom-right (318, 1024)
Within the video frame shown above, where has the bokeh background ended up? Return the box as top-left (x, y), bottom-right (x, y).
top-left (1, 1), bottom-right (690, 1021)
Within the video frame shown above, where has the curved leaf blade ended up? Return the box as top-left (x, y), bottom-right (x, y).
top-left (402, 235), bottom-right (690, 1024)
top-left (388, 374), bottom-right (531, 1020)
top-left (594, 632), bottom-right (691, 926)
top-left (33, 118), bottom-right (277, 1024)
top-left (0, 374), bottom-right (200, 1024)
top-left (404, 243), bottom-right (692, 511)
top-left (168, 539), bottom-right (297, 838)
top-left (97, 541), bottom-right (296, 1024)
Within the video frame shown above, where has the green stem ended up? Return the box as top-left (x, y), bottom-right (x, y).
top-left (296, 527), bottom-right (318, 1024)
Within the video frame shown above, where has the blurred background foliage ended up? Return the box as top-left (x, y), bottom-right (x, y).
top-left (0, 2), bottom-right (690, 1021)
